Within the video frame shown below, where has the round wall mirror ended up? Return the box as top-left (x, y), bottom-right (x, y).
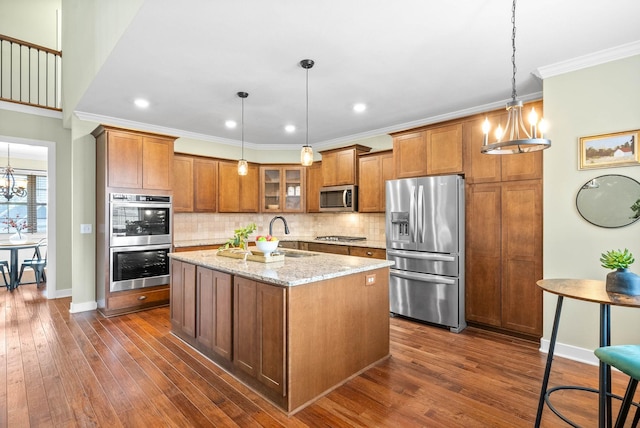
top-left (576, 174), bottom-right (640, 228)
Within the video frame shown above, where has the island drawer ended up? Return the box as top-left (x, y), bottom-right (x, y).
top-left (349, 247), bottom-right (386, 259)
top-left (108, 286), bottom-right (170, 311)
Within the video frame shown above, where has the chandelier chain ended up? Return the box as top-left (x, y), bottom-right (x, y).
top-left (511, 0), bottom-right (518, 101)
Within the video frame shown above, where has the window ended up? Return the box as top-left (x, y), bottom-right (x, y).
top-left (0, 171), bottom-right (48, 234)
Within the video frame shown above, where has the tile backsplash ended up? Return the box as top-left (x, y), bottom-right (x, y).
top-left (174, 212), bottom-right (386, 242)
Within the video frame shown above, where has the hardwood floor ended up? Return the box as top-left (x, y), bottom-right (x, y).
top-left (1, 283), bottom-right (636, 427)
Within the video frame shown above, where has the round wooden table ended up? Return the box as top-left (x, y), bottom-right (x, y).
top-left (535, 278), bottom-right (640, 428)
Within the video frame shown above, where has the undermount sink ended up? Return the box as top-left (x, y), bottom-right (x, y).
top-left (274, 249), bottom-right (318, 258)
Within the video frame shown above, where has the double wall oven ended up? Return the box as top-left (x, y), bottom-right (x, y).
top-left (109, 193), bottom-right (172, 292)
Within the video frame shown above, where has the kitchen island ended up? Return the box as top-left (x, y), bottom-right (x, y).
top-left (168, 248), bottom-right (393, 414)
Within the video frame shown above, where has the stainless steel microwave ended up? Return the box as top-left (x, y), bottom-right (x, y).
top-left (319, 185), bottom-right (358, 212)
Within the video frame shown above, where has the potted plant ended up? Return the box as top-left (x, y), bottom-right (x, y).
top-left (600, 248), bottom-right (640, 295)
top-left (220, 222), bottom-right (257, 251)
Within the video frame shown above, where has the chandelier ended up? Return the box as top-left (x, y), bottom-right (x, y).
top-left (300, 59), bottom-right (315, 166)
top-left (1, 144), bottom-right (27, 201)
top-left (481, 0), bottom-right (550, 155)
top-left (237, 91), bottom-right (249, 176)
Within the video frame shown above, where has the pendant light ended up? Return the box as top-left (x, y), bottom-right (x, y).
top-left (481, 0), bottom-right (550, 155)
top-left (1, 144), bottom-right (27, 201)
top-left (237, 91), bottom-right (249, 176)
top-left (300, 59), bottom-right (315, 166)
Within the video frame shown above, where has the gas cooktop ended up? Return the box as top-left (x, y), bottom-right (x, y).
top-left (315, 236), bottom-right (367, 242)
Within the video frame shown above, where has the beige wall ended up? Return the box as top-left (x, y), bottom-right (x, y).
top-left (543, 55), bottom-right (640, 357)
top-left (61, 0), bottom-right (144, 126)
top-left (0, 108), bottom-right (72, 295)
top-left (0, 0), bottom-right (61, 48)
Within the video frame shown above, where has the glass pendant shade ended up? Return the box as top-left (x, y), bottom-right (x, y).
top-left (301, 145), bottom-right (314, 166)
top-left (236, 91), bottom-right (249, 175)
top-left (237, 159), bottom-right (248, 176)
top-left (300, 59), bottom-right (315, 166)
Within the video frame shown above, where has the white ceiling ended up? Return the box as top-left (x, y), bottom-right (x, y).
top-left (0, 142), bottom-right (47, 162)
top-left (75, 0), bottom-right (640, 150)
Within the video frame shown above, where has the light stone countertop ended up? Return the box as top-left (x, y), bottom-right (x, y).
top-left (168, 248), bottom-right (393, 287)
top-left (173, 235), bottom-right (387, 250)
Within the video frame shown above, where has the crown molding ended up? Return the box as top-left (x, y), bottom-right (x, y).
top-left (534, 40), bottom-right (640, 79)
top-left (76, 92), bottom-right (543, 152)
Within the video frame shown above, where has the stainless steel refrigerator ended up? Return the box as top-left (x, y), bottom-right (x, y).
top-left (385, 175), bottom-right (465, 333)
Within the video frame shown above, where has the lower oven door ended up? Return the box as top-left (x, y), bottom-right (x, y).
top-left (110, 244), bottom-right (171, 292)
top-left (389, 268), bottom-right (460, 329)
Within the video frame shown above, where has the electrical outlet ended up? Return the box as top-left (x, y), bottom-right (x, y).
top-left (365, 274), bottom-right (376, 286)
top-left (80, 224), bottom-right (92, 234)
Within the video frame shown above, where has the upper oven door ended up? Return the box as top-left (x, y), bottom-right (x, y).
top-left (110, 202), bottom-right (171, 246)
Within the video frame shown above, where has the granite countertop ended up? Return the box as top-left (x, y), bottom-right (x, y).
top-left (173, 235), bottom-right (387, 250)
top-left (169, 248), bottom-right (393, 287)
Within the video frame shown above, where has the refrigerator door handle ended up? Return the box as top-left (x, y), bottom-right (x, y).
top-left (417, 185), bottom-right (424, 243)
top-left (387, 249), bottom-right (456, 262)
top-left (390, 269), bottom-right (457, 285)
top-left (409, 185), bottom-right (416, 242)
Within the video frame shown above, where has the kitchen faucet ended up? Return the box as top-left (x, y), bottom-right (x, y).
top-left (269, 216), bottom-right (290, 237)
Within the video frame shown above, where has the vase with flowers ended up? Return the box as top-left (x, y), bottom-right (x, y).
top-left (3, 216), bottom-right (28, 244)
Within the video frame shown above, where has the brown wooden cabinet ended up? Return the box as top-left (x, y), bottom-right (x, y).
top-left (349, 246), bottom-right (386, 260)
top-left (465, 180), bottom-right (542, 337)
top-left (233, 276), bottom-right (286, 396)
top-left (94, 125), bottom-right (175, 317)
top-left (194, 157), bottom-right (218, 212)
top-left (305, 162), bottom-right (322, 213)
top-left (93, 125), bottom-right (174, 192)
top-left (170, 259), bottom-right (197, 340)
top-left (393, 124), bottom-right (463, 179)
top-left (259, 165), bottom-right (305, 213)
top-left (320, 145), bottom-right (371, 186)
top-left (393, 131), bottom-right (427, 178)
top-left (173, 155), bottom-right (194, 212)
top-left (500, 180), bottom-right (543, 336)
top-left (303, 242), bottom-right (350, 255)
top-left (358, 150), bottom-right (394, 212)
top-left (169, 259), bottom-right (390, 413)
top-left (218, 160), bottom-right (259, 213)
top-left (427, 123), bottom-right (463, 175)
top-left (196, 267), bottom-right (232, 362)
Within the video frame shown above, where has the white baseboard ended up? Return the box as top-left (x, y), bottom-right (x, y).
top-left (540, 338), bottom-right (599, 366)
top-left (54, 288), bottom-right (72, 298)
top-left (69, 300), bottom-right (98, 313)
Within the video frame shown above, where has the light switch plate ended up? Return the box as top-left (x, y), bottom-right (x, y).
top-left (80, 224), bottom-right (92, 234)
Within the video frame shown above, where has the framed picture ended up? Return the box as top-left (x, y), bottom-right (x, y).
top-left (579, 130), bottom-right (640, 170)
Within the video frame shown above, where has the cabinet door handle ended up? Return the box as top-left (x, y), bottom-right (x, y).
top-left (138, 295), bottom-right (147, 301)
top-left (366, 251), bottom-right (373, 256)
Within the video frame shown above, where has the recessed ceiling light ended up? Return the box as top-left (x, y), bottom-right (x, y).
top-left (225, 120), bottom-right (237, 129)
top-left (134, 98), bottom-right (150, 108)
top-left (285, 125), bottom-right (296, 133)
top-left (353, 103), bottom-right (367, 113)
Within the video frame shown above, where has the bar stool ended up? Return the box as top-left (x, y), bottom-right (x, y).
top-left (0, 260), bottom-right (9, 288)
top-left (594, 345), bottom-right (640, 427)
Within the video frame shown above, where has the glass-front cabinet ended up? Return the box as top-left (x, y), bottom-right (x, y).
top-left (260, 166), bottom-right (305, 213)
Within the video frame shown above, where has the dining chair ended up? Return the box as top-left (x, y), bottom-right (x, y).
top-left (594, 344), bottom-right (640, 428)
top-left (0, 260), bottom-right (9, 288)
top-left (18, 238), bottom-right (47, 288)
